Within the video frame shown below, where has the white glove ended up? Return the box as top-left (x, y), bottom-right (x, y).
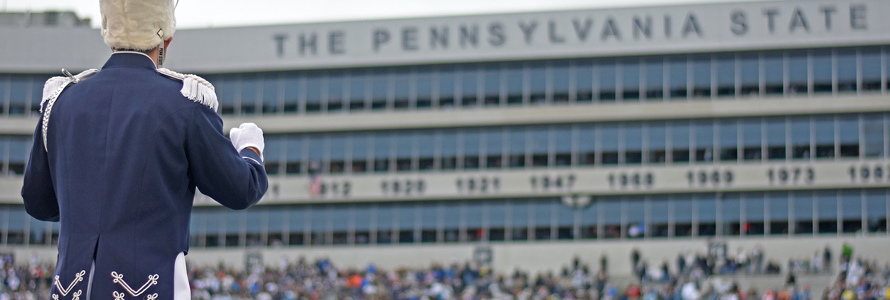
top-left (229, 123), bottom-right (265, 160)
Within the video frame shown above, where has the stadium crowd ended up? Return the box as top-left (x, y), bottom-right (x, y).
top-left (0, 247), bottom-right (886, 300)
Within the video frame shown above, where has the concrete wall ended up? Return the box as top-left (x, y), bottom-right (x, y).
top-left (8, 234), bottom-right (888, 276)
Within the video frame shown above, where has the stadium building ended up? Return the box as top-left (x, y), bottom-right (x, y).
top-left (0, 0), bottom-right (888, 276)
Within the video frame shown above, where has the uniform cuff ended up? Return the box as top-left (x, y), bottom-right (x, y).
top-left (239, 149), bottom-right (263, 165)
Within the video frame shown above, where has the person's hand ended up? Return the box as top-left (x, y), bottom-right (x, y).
top-left (229, 123), bottom-right (265, 160)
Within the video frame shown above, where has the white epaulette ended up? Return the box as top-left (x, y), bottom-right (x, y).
top-left (41, 69), bottom-right (99, 152)
top-left (156, 68), bottom-right (219, 112)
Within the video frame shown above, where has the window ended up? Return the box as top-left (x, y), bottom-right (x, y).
top-left (763, 53), bottom-right (784, 95)
top-left (575, 63), bottom-right (594, 102)
top-left (599, 59), bottom-right (617, 101)
top-left (532, 202), bottom-right (553, 240)
top-left (840, 191), bottom-right (861, 233)
top-left (621, 60), bottom-right (641, 101)
top-left (439, 131), bottom-right (458, 170)
top-left (484, 129), bottom-right (504, 169)
top-left (670, 58), bottom-right (689, 99)
top-left (353, 204), bottom-right (373, 244)
top-left (670, 122), bottom-right (690, 163)
top-left (649, 197), bottom-right (669, 237)
top-left (373, 133), bottom-right (391, 172)
top-left (0, 75), bottom-right (8, 115)
top-left (261, 73), bottom-right (280, 114)
top-left (554, 126), bottom-right (572, 166)
top-left (376, 204), bottom-right (396, 244)
top-left (722, 194), bottom-right (741, 236)
top-left (793, 193), bottom-right (814, 234)
top-left (371, 72), bottom-right (388, 110)
top-left (462, 130), bottom-right (481, 169)
top-left (506, 66), bottom-right (523, 105)
top-left (419, 203), bottom-right (440, 243)
top-left (693, 120), bottom-right (714, 162)
top-left (816, 192), bottom-right (837, 234)
top-left (788, 51), bottom-right (808, 95)
top-left (861, 48), bottom-right (882, 91)
top-left (306, 135), bottom-right (324, 174)
top-left (418, 133), bottom-right (435, 171)
top-left (716, 55), bottom-right (735, 97)
top-left (348, 72), bottom-right (367, 111)
top-left (812, 50), bottom-right (832, 94)
top-left (8, 138), bottom-right (27, 175)
top-left (483, 68), bottom-right (501, 106)
top-left (438, 68), bottom-right (456, 108)
top-left (697, 196), bottom-right (717, 236)
top-left (718, 121), bottom-right (738, 162)
top-left (647, 122), bottom-right (667, 164)
top-left (745, 193), bottom-right (766, 235)
top-left (814, 117), bottom-right (835, 158)
top-left (580, 200), bottom-right (599, 239)
top-left (415, 69), bottom-right (433, 109)
top-left (742, 119), bottom-right (762, 161)
top-left (601, 125), bottom-right (619, 165)
top-left (288, 209), bottom-right (306, 246)
top-left (240, 73), bottom-right (259, 114)
top-left (530, 128), bottom-right (549, 167)
top-left (552, 63), bottom-right (570, 103)
top-left (466, 202), bottom-right (485, 242)
top-left (393, 71), bottom-right (411, 110)
top-left (790, 117), bottom-right (811, 159)
top-left (865, 190), bottom-right (887, 233)
top-left (529, 64), bottom-right (547, 104)
top-left (217, 75), bottom-right (237, 115)
top-left (673, 197), bottom-right (693, 237)
top-left (264, 138), bottom-right (282, 175)
top-left (511, 201), bottom-right (530, 241)
top-left (626, 198), bottom-right (645, 238)
top-left (265, 209), bottom-right (286, 246)
top-left (460, 67), bottom-right (478, 107)
top-left (739, 54), bottom-right (759, 96)
top-left (351, 134), bottom-right (369, 173)
top-left (766, 118), bottom-right (786, 160)
top-left (283, 74), bottom-right (300, 113)
top-left (395, 132), bottom-right (414, 172)
top-left (836, 49), bottom-right (857, 93)
top-left (625, 124), bottom-right (643, 164)
top-left (863, 115), bottom-right (885, 157)
top-left (768, 193), bottom-right (790, 235)
top-left (579, 125), bottom-right (596, 166)
top-left (285, 137), bottom-right (302, 175)
top-left (328, 136), bottom-right (347, 174)
top-left (305, 75), bottom-right (323, 113)
top-left (327, 72), bottom-right (345, 112)
top-left (645, 58), bottom-right (664, 100)
top-left (691, 58), bottom-right (710, 98)
top-left (601, 199), bottom-right (621, 239)
top-left (508, 128), bottom-right (527, 168)
top-left (838, 116), bottom-right (859, 158)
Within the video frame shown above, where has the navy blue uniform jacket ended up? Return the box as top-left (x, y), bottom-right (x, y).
top-left (21, 53), bottom-right (268, 299)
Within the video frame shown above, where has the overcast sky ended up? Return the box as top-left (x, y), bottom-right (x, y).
top-left (1, 0), bottom-right (761, 29)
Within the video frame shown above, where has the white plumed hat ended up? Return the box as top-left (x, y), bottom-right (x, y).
top-left (100, 0), bottom-right (176, 51)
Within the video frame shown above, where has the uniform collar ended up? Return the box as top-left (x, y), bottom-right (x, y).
top-left (102, 52), bottom-right (157, 71)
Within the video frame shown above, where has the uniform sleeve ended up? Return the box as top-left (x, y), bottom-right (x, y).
top-left (21, 116), bottom-right (60, 222)
top-left (186, 107), bottom-right (268, 209)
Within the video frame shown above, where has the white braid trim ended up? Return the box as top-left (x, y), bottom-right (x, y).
top-left (40, 69), bottom-right (99, 113)
top-left (42, 69), bottom-right (98, 152)
top-left (156, 68), bottom-right (219, 112)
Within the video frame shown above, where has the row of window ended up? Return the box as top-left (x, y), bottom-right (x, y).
top-left (0, 113), bottom-right (884, 177)
top-left (1, 46), bottom-right (889, 117)
top-left (263, 113), bottom-right (888, 175)
top-left (3, 189), bottom-right (887, 247)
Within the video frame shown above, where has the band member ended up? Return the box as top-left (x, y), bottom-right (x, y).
top-left (21, 0), bottom-right (268, 298)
